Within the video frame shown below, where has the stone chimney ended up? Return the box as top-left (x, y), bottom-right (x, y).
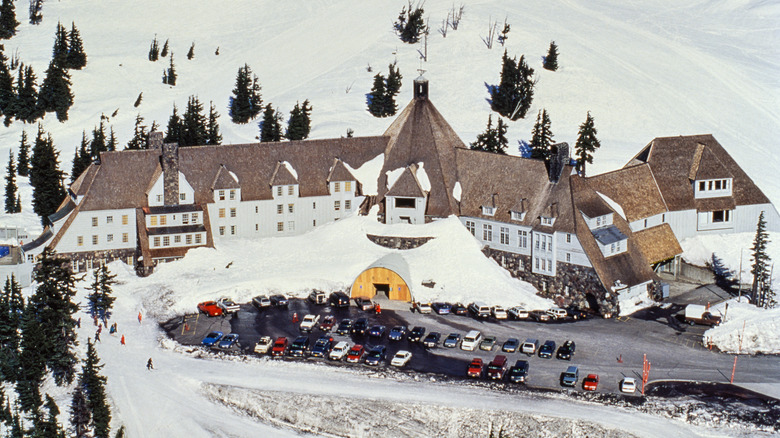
top-left (547, 142), bottom-right (570, 183)
top-left (161, 141), bottom-right (179, 206)
top-left (414, 75), bottom-right (428, 100)
top-left (148, 131), bottom-right (164, 149)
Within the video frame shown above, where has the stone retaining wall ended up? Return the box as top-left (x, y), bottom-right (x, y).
top-left (366, 234), bottom-right (433, 250)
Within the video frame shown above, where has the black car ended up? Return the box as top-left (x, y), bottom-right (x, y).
top-left (556, 340), bottom-right (576, 360)
top-left (422, 332), bottom-right (441, 348)
top-left (364, 345), bottom-right (387, 366)
top-left (508, 360), bottom-right (530, 383)
top-left (431, 302), bottom-right (452, 315)
top-left (388, 326), bottom-right (407, 341)
top-left (451, 303), bottom-right (468, 316)
top-left (309, 336), bottom-right (334, 358)
top-left (269, 294), bottom-right (289, 307)
top-left (329, 291), bottom-right (350, 308)
top-left (538, 340), bottom-right (556, 359)
top-left (408, 326), bottom-right (426, 343)
top-left (336, 319), bottom-right (354, 335)
top-left (288, 336), bottom-right (310, 357)
top-left (351, 318), bottom-right (369, 335)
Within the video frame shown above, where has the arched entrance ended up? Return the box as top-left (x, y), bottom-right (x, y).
top-left (351, 254), bottom-right (412, 302)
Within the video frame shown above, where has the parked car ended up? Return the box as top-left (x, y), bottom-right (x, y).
top-left (422, 332), bottom-right (441, 348)
top-left (451, 303), bottom-right (468, 316)
top-left (492, 306), bottom-right (508, 320)
top-left (583, 374), bottom-right (599, 391)
top-left (368, 325), bottom-right (386, 338)
top-left (467, 358), bottom-right (484, 378)
top-left (412, 302), bottom-right (432, 314)
top-left (307, 290), bottom-right (327, 305)
top-left (319, 315), bottom-right (335, 332)
top-left (269, 294), bottom-right (289, 307)
top-left (197, 301), bottom-right (223, 317)
top-left (684, 304), bottom-right (722, 326)
top-left (251, 295), bottom-right (271, 309)
top-left (560, 365), bottom-right (579, 387)
top-left (254, 336), bottom-right (273, 354)
top-left (390, 350), bottom-right (413, 367)
top-left (310, 336), bottom-right (334, 358)
top-left (468, 302), bottom-right (491, 318)
top-left (329, 291), bottom-right (350, 307)
top-left (479, 336), bottom-right (498, 351)
top-left (201, 331), bottom-right (223, 347)
top-left (218, 333), bottom-right (239, 349)
top-left (300, 314), bottom-right (320, 332)
top-left (354, 297), bottom-right (375, 311)
top-left (508, 360), bottom-right (530, 383)
top-left (521, 339), bottom-right (539, 355)
top-left (538, 340), bottom-right (556, 359)
top-left (508, 306), bottom-right (530, 320)
top-left (329, 341), bottom-right (350, 361)
top-left (486, 355), bottom-right (509, 380)
top-left (567, 308), bottom-right (589, 321)
top-left (288, 336), bottom-right (310, 357)
top-left (351, 318), bottom-right (369, 335)
top-left (217, 298), bottom-right (240, 314)
top-left (556, 340), bottom-right (576, 360)
top-left (546, 307), bottom-right (568, 320)
top-left (271, 337), bottom-right (288, 356)
top-left (346, 344), bottom-right (365, 363)
top-left (408, 326), bottom-right (426, 342)
top-left (388, 326), bottom-right (407, 341)
top-left (443, 333), bottom-right (461, 348)
top-left (336, 318), bottom-right (354, 335)
top-left (502, 338), bottom-right (520, 353)
top-left (364, 345), bottom-right (387, 366)
top-left (529, 310), bottom-right (552, 322)
top-left (620, 377), bottom-right (637, 393)
top-left (431, 302), bottom-right (452, 315)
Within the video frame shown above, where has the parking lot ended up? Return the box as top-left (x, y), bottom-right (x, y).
top-left (163, 296), bottom-right (780, 396)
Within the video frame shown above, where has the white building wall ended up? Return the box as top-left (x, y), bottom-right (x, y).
top-left (664, 209), bottom-right (698, 240)
top-left (629, 212), bottom-right (666, 232)
top-left (147, 172), bottom-right (195, 206)
top-left (55, 208), bottom-right (137, 254)
top-left (555, 231), bottom-right (591, 267)
top-left (531, 231), bottom-right (556, 276)
top-left (386, 196), bottom-right (425, 224)
top-left (459, 216), bottom-right (533, 257)
top-left (734, 204), bottom-right (780, 233)
top-left (583, 212), bottom-right (613, 230)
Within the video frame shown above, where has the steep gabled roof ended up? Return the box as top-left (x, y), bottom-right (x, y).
top-left (211, 165), bottom-right (240, 190)
top-left (587, 164), bottom-right (667, 222)
top-left (327, 159), bottom-right (358, 183)
top-left (386, 166), bottom-right (426, 198)
top-left (269, 161), bottom-right (298, 186)
top-left (632, 224), bottom-right (683, 264)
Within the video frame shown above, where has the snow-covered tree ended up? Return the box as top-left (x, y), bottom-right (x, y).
top-left (0, 0), bottom-right (19, 39)
top-left (394, 1), bottom-right (426, 44)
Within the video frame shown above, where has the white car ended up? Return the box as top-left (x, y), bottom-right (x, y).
top-left (299, 314), bottom-right (320, 332)
top-left (413, 302), bottom-right (432, 314)
top-left (390, 350), bottom-right (413, 367)
top-left (546, 307), bottom-right (568, 320)
top-left (329, 341), bottom-right (350, 360)
top-left (492, 306), bottom-right (508, 319)
top-left (252, 295), bottom-right (271, 308)
top-left (217, 297), bottom-right (240, 313)
top-left (620, 377), bottom-right (637, 394)
top-left (254, 336), bottom-right (273, 354)
top-left (508, 306), bottom-right (529, 320)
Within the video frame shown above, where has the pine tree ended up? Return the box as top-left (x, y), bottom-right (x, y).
top-left (70, 131), bottom-right (91, 183)
top-left (165, 52), bottom-right (176, 86)
top-left (543, 41), bottom-right (559, 71)
top-left (9, 409), bottom-right (24, 438)
top-left (164, 104), bottom-right (182, 143)
top-left (470, 115), bottom-right (508, 154)
top-left (148, 37), bottom-right (159, 62)
top-left (258, 104), bottom-right (282, 142)
top-left (187, 42), bottom-right (194, 60)
top-left (0, 0), bottom-right (20, 39)
top-left (5, 149), bottom-right (18, 213)
top-left (0, 275), bottom-right (23, 382)
top-left (14, 64), bottom-right (44, 123)
top-left (393, 1), bottom-right (426, 44)
top-left (37, 60), bottom-right (74, 121)
top-left (179, 95), bottom-right (207, 146)
top-left (489, 50), bottom-right (535, 120)
top-left (16, 302), bottom-right (46, 412)
top-left (51, 22), bottom-right (69, 68)
top-left (114, 426), bottom-right (126, 438)
top-left (229, 64), bottom-right (262, 124)
top-left (160, 39), bottom-right (169, 58)
top-left (366, 73), bottom-right (387, 118)
top-left (574, 111), bottom-right (600, 176)
top-left (69, 384), bottom-right (90, 438)
top-left (384, 63), bottom-right (402, 116)
top-left (0, 45), bottom-right (14, 116)
top-left (106, 126), bottom-right (117, 151)
top-left (126, 114), bottom-right (149, 150)
top-left (38, 394), bottom-right (64, 437)
top-left (28, 0), bottom-right (42, 25)
top-left (66, 23), bottom-right (87, 70)
top-left (285, 100), bottom-right (311, 141)
top-left (90, 120), bottom-right (107, 158)
top-left (529, 109), bottom-right (554, 160)
top-left (750, 211), bottom-right (772, 307)
top-left (81, 340), bottom-right (111, 438)
top-left (29, 126), bottom-right (65, 224)
top-left (17, 131), bottom-right (30, 176)
top-left (206, 101), bottom-right (222, 145)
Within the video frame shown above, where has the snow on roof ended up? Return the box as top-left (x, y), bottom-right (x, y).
top-left (385, 167), bottom-right (405, 192)
top-left (345, 153), bottom-right (383, 195)
top-left (281, 161), bottom-right (298, 181)
top-left (597, 191), bottom-right (626, 221)
top-left (228, 170), bottom-right (239, 183)
top-left (415, 162), bottom-right (431, 192)
top-left (453, 181), bottom-right (462, 203)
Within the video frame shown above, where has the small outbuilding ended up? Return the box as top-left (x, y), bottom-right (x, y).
top-left (350, 253), bottom-right (412, 302)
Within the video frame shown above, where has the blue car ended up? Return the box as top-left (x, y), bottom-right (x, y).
top-left (388, 326), bottom-right (407, 341)
top-left (202, 331), bottom-right (223, 346)
top-left (431, 302), bottom-right (452, 315)
top-left (218, 333), bottom-right (239, 349)
top-left (364, 345), bottom-right (387, 366)
top-left (368, 325), bottom-right (386, 337)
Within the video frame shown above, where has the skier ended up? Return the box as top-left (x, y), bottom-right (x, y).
top-left (146, 357), bottom-right (154, 370)
top-left (138, 311), bottom-right (143, 324)
top-left (95, 330), bottom-right (101, 342)
top-left (375, 303), bottom-right (381, 315)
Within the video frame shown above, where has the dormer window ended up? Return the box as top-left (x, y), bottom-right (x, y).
top-left (482, 206), bottom-right (495, 216)
top-left (218, 190), bottom-right (225, 201)
top-left (541, 216), bottom-right (554, 226)
top-left (695, 178), bottom-right (732, 199)
top-left (510, 211), bottom-right (526, 221)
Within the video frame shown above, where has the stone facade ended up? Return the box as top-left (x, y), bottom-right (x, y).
top-left (63, 247), bottom-right (138, 273)
top-left (366, 234), bottom-right (433, 250)
top-left (162, 142), bottom-right (180, 206)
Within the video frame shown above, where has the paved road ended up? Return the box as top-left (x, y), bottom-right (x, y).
top-left (163, 299), bottom-right (780, 396)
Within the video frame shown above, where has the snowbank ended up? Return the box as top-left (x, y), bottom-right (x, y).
top-left (704, 298), bottom-right (780, 354)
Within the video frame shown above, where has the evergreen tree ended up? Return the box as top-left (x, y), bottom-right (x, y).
top-left (106, 126), bottom-right (117, 151)
top-left (66, 23), bottom-right (87, 70)
top-left (148, 37), bottom-right (159, 62)
top-left (489, 50), bottom-right (535, 120)
top-left (69, 384), bottom-right (90, 438)
top-left (37, 60), bottom-right (74, 121)
top-left (0, 0), bottom-right (20, 39)
top-left (14, 193), bottom-right (19, 212)
top-left (160, 39), bottom-right (169, 58)
top-left (187, 42), bottom-right (194, 60)
top-left (0, 275), bottom-right (23, 382)
top-left (470, 115), bottom-right (508, 154)
top-left (28, 0), bottom-right (42, 25)
top-left (114, 426), bottom-right (126, 438)
top-left (258, 104), bottom-right (282, 142)
top-left (574, 111), bottom-right (600, 176)
top-left (5, 150), bottom-right (18, 213)
top-left (179, 95), bottom-right (207, 146)
top-left (229, 64), bottom-right (262, 124)
top-left (90, 120), bottom-right (107, 158)
top-left (70, 131), bottom-right (91, 183)
top-left (497, 19), bottom-right (510, 46)
top-left (9, 409), bottom-right (24, 438)
top-left (164, 52), bottom-right (176, 86)
top-left (285, 100), bottom-right (311, 141)
top-left (29, 126), bottom-right (65, 224)
top-left (751, 211), bottom-right (772, 307)
top-left (0, 44), bottom-right (14, 117)
top-left (393, 1), bottom-right (426, 44)
top-left (384, 63), bottom-right (402, 116)
top-left (38, 394), bottom-right (64, 437)
top-left (16, 302), bottom-right (46, 412)
top-left (164, 104), bottom-right (182, 143)
top-left (366, 73), bottom-right (387, 118)
top-left (14, 64), bottom-right (44, 123)
top-left (81, 340), bottom-right (111, 438)
top-left (51, 22), bottom-right (69, 68)
top-left (17, 131), bottom-right (30, 176)
top-left (529, 109), bottom-right (554, 160)
top-left (543, 41), bottom-right (559, 71)
top-left (206, 101), bottom-right (222, 145)
top-left (125, 114), bottom-right (149, 150)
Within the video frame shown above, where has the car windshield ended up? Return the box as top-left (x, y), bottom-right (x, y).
top-left (207, 332), bottom-right (219, 338)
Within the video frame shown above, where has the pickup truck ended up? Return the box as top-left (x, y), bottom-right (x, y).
top-left (299, 314), bottom-right (320, 332)
top-left (684, 304), bottom-right (722, 326)
top-left (217, 298), bottom-right (240, 314)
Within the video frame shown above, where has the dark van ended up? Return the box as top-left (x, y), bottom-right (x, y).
top-left (486, 355), bottom-right (509, 380)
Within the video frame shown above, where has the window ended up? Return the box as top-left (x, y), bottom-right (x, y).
top-left (500, 227), bottom-right (509, 245)
top-left (107, 234), bottom-right (114, 242)
top-left (596, 217), bottom-right (602, 227)
top-left (644, 219), bottom-right (648, 228)
top-left (77, 236), bottom-right (83, 246)
top-left (712, 210), bottom-right (731, 223)
top-left (86, 259), bottom-right (93, 271)
top-left (186, 235), bottom-right (192, 245)
top-left (92, 217), bottom-right (98, 227)
top-left (122, 215), bottom-right (128, 225)
top-left (715, 180), bottom-right (721, 190)
top-left (518, 230), bottom-right (527, 248)
top-left (708, 181), bottom-right (713, 190)
top-left (312, 202), bottom-right (316, 209)
top-left (566, 253), bottom-right (571, 262)
top-left (277, 222), bottom-right (284, 232)
top-left (159, 216), bottom-right (167, 225)
top-left (92, 235), bottom-right (98, 245)
top-left (541, 239), bottom-right (546, 251)
top-left (345, 200), bottom-right (351, 211)
top-left (277, 186), bottom-right (282, 196)
top-left (288, 185), bottom-right (294, 195)
top-left (313, 220), bottom-right (316, 227)
top-left (191, 213), bottom-right (198, 223)
top-left (511, 211), bottom-right (524, 221)
top-left (535, 238), bottom-right (540, 250)
top-left (153, 236), bottom-right (160, 247)
top-left (156, 194), bottom-right (162, 202)
top-left (106, 216), bottom-right (113, 224)
top-left (699, 181), bottom-right (705, 191)
top-left (180, 193), bottom-right (186, 201)
top-left (219, 208), bottom-right (226, 218)
top-left (163, 236), bottom-right (170, 246)
top-left (174, 235), bottom-right (181, 243)
top-left (566, 233), bottom-right (571, 243)
top-left (71, 260), bottom-right (78, 272)
top-left (466, 220), bottom-right (475, 236)
top-left (230, 208), bottom-right (236, 218)
top-left (334, 201), bottom-right (341, 211)
top-left (395, 198), bottom-right (416, 208)
top-left (229, 190), bottom-right (236, 200)
top-left (288, 204), bottom-right (294, 213)
top-left (277, 204), bottom-right (283, 214)
top-left (662, 213), bottom-right (665, 222)
top-left (195, 234), bottom-right (202, 244)
top-left (230, 225), bottom-right (236, 235)
top-left (182, 214), bottom-right (189, 224)
top-left (345, 181), bottom-right (351, 192)
top-left (535, 257), bottom-right (540, 269)
top-left (616, 240), bottom-right (621, 251)
top-left (255, 206), bottom-right (259, 213)
top-left (122, 233), bottom-right (128, 243)
top-left (611, 243), bottom-right (615, 253)
top-left (481, 206), bottom-right (495, 216)
top-left (219, 190), bottom-right (225, 201)
top-left (541, 217), bottom-right (553, 226)
top-left (482, 224), bottom-right (493, 241)
top-left (334, 182), bottom-right (340, 192)
top-left (288, 221), bottom-right (294, 231)
top-left (255, 224), bottom-right (258, 231)
top-left (219, 226), bottom-right (225, 236)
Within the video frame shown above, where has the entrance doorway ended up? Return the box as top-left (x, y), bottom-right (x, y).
top-left (374, 283), bottom-right (390, 299)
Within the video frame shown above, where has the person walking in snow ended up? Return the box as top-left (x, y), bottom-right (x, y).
top-left (138, 311), bottom-right (143, 324)
top-left (95, 330), bottom-right (101, 342)
top-left (292, 312), bottom-right (299, 323)
top-left (146, 357), bottom-right (154, 370)
top-left (120, 335), bottom-right (125, 345)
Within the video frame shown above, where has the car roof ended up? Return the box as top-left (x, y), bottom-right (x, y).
top-left (566, 366), bottom-right (578, 372)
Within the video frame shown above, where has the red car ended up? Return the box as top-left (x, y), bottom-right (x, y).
top-left (583, 374), bottom-right (599, 391)
top-left (319, 315), bottom-right (335, 332)
top-left (467, 358), bottom-right (484, 378)
top-left (271, 337), bottom-right (288, 357)
top-left (346, 344), bottom-right (365, 363)
top-left (198, 301), bottom-right (224, 317)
